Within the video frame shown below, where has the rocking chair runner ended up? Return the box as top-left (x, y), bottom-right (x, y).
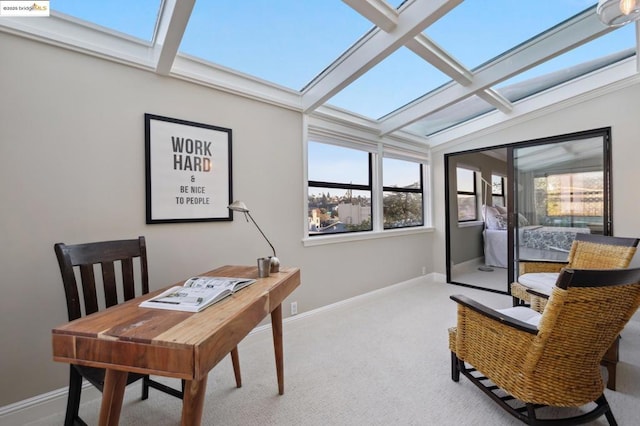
top-left (449, 267), bottom-right (640, 425)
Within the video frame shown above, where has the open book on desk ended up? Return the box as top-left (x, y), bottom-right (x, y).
top-left (139, 276), bottom-right (256, 312)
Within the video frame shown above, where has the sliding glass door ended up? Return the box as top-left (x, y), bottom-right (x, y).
top-left (445, 128), bottom-right (611, 293)
top-left (510, 130), bottom-right (611, 278)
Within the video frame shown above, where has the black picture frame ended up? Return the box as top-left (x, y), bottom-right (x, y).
top-left (145, 113), bottom-right (232, 224)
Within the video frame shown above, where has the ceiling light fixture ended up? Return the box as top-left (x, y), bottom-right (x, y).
top-left (597, 0), bottom-right (640, 27)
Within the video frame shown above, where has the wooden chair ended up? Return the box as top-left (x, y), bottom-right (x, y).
top-left (449, 267), bottom-right (640, 425)
top-left (54, 236), bottom-right (242, 426)
top-left (511, 233), bottom-right (639, 308)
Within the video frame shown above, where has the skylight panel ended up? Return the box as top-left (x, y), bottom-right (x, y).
top-left (179, 1), bottom-right (371, 90)
top-left (423, 0), bottom-right (597, 70)
top-left (403, 95), bottom-right (495, 137)
top-left (404, 24), bottom-right (635, 138)
top-left (495, 24), bottom-right (636, 96)
top-left (51, 0), bottom-right (161, 41)
top-left (326, 46), bottom-right (450, 119)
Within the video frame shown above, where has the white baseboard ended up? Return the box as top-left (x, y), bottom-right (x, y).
top-left (0, 383), bottom-right (100, 426)
top-left (0, 274), bottom-right (435, 425)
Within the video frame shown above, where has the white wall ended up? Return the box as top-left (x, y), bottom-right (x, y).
top-left (0, 33), bottom-right (432, 406)
top-left (431, 81), bottom-right (640, 275)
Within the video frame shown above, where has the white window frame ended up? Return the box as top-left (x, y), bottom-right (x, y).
top-left (303, 121), bottom-right (432, 247)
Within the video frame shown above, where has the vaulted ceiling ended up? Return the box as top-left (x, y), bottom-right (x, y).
top-left (1, 1), bottom-right (638, 148)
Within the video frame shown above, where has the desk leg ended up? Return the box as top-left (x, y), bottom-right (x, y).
top-left (181, 376), bottom-right (208, 426)
top-left (231, 346), bottom-right (242, 388)
top-left (271, 303), bottom-right (284, 395)
top-left (98, 369), bottom-right (127, 426)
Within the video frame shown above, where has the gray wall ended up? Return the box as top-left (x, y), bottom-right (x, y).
top-left (447, 152), bottom-right (508, 266)
top-left (0, 33), bottom-right (432, 406)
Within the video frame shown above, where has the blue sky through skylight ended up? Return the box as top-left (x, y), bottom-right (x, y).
top-left (52, 0), bottom-right (161, 41)
top-left (49, 1), bottom-right (634, 130)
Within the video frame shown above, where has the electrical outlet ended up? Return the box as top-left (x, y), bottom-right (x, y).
top-left (290, 301), bottom-right (298, 316)
top-left (421, 266), bottom-right (427, 275)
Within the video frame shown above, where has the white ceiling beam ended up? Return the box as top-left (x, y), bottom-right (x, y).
top-left (154, 0), bottom-right (195, 75)
top-left (342, 0), bottom-right (399, 32)
top-left (405, 33), bottom-right (472, 85)
top-left (476, 89), bottom-right (512, 113)
top-left (0, 12), bottom-right (157, 68)
top-left (302, 0), bottom-right (462, 113)
top-left (172, 54), bottom-right (302, 111)
top-left (380, 7), bottom-right (613, 135)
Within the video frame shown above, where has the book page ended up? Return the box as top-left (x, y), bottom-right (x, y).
top-left (183, 276), bottom-right (255, 291)
top-left (140, 285), bottom-right (229, 312)
top-left (140, 276), bottom-right (255, 312)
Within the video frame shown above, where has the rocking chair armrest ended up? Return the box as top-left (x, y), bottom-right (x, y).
top-left (526, 288), bottom-right (550, 300)
top-left (450, 294), bottom-right (538, 335)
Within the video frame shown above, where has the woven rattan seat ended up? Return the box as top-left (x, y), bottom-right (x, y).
top-left (449, 267), bottom-right (640, 425)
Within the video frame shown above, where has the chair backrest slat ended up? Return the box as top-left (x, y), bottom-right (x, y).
top-left (121, 258), bottom-right (136, 301)
top-left (101, 261), bottom-right (119, 309)
top-left (54, 236), bottom-right (149, 321)
top-left (79, 264), bottom-right (99, 315)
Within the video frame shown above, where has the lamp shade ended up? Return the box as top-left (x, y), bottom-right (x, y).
top-left (597, 0), bottom-right (640, 27)
top-left (228, 200), bottom-right (249, 212)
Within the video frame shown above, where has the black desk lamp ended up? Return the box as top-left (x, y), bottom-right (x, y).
top-left (228, 200), bottom-right (280, 273)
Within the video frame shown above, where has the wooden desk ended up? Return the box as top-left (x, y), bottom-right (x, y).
top-left (52, 265), bottom-right (300, 426)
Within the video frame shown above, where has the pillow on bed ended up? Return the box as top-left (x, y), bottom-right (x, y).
top-left (490, 205), bottom-right (530, 227)
top-left (518, 213), bottom-right (529, 226)
top-left (482, 205), bottom-right (503, 230)
top-left (495, 214), bottom-right (508, 229)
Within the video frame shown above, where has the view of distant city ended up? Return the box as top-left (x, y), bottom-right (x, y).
top-left (308, 186), bottom-right (422, 235)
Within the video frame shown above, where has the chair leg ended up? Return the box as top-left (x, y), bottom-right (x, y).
top-left (141, 375), bottom-right (150, 400)
top-left (597, 395), bottom-right (618, 426)
top-left (230, 346), bottom-right (242, 388)
top-left (451, 352), bottom-right (460, 382)
top-left (64, 366), bottom-right (83, 426)
top-left (512, 296), bottom-right (527, 307)
top-left (525, 403), bottom-right (537, 424)
top-left (602, 336), bottom-right (620, 391)
top-left (604, 407), bottom-right (618, 426)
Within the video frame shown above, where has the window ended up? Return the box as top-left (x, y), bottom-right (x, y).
top-left (383, 157), bottom-right (423, 229)
top-left (308, 142), bottom-right (372, 235)
top-left (457, 167), bottom-right (477, 221)
top-left (491, 174), bottom-right (505, 207)
top-left (307, 138), bottom-right (429, 238)
top-left (534, 171), bottom-right (603, 226)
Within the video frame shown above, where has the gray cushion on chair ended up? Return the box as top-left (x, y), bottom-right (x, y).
top-left (496, 306), bottom-right (542, 327)
top-left (517, 272), bottom-right (559, 296)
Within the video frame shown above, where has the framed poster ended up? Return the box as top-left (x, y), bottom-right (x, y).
top-left (145, 114), bottom-right (232, 223)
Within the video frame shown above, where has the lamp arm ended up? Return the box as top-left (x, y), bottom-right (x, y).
top-left (245, 212), bottom-right (277, 258)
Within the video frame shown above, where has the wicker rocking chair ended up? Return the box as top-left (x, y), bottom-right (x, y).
top-left (449, 267), bottom-right (640, 425)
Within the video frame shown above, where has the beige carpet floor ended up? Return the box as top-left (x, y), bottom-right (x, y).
top-left (27, 277), bottom-right (640, 425)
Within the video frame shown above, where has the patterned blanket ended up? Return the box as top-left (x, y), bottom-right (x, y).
top-left (520, 226), bottom-right (590, 252)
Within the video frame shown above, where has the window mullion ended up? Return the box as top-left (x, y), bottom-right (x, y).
top-left (373, 145), bottom-right (383, 232)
